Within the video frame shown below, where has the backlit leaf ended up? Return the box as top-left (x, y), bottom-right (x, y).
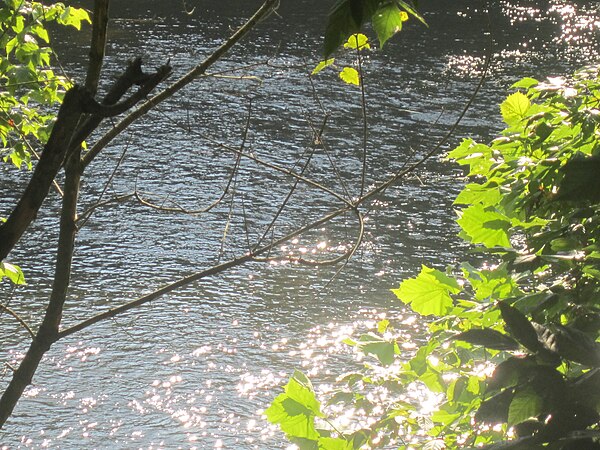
top-left (343, 33), bottom-right (370, 50)
top-left (0, 262), bottom-right (26, 285)
top-left (312, 58), bottom-right (335, 75)
top-left (500, 92), bottom-right (531, 126)
top-left (392, 265), bottom-right (460, 316)
top-left (457, 205), bottom-right (511, 248)
top-left (318, 436), bottom-right (354, 449)
top-left (339, 67), bottom-right (360, 86)
top-left (357, 334), bottom-right (399, 366)
top-left (265, 370), bottom-right (323, 440)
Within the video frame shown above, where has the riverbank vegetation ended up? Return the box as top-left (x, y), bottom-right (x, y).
top-left (269, 63), bottom-right (600, 449)
top-left (267, 2), bottom-right (600, 449)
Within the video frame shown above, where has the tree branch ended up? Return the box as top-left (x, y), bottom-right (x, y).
top-left (81, 0), bottom-right (280, 168)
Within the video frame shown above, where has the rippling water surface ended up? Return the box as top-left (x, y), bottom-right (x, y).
top-left (1, 0), bottom-right (599, 448)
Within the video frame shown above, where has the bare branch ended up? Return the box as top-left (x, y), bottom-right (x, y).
top-left (85, 0), bottom-right (110, 96)
top-left (81, 0), bottom-right (281, 169)
top-left (0, 304), bottom-right (34, 339)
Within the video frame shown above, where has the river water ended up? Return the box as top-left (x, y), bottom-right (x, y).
top-left (1, 0), bottom-right (598, 448)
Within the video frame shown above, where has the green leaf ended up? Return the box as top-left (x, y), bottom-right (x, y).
top-left (372, 3), bottom-right (404, 48)
top-left (343, 33), bottom-right (370, 50)
top-left (392, 265), bottom-right (460, 316)
top-left (312, 58), bottom-right (335, 75)
top-left (58, 6), bottom-right (91, 30)
top-left (377, 319), bottom-right (390, 334)
top-left (339, 67), bottom-right (360, 86)
top-left (323, 0), bottom-right (360, 57)
top-left (265, 371), bottom-right (323, 440)
top-left (451, 328), bottom-right (519, 351)
top-left (318, 437), bottom-right (353, 450)
top-left (497, 302), bottom-right (541, 353)
top-left (457, 204), bottom-right (511, 248)
top-left (454, 182), bottom-right (502, 207)
top-left (511, 77), bottom-right (539, 90)
top-left (0, 262), bottom-right (26, 285)
top-left (397, 0), bottom-right (427, 25)
top-left (508, 387), bottom-right (542, 427)
top-left (357, 334), bottom-right (398, 366)
top-left (500, 92), bottom-right (531, 126)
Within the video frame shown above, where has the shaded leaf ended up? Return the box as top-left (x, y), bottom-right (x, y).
top-left (508, 387), bottom-right (542, 427)
top-left (552, 325), bottom-right (600, 367)
top-left (451, 328), bottom-right (519, 351)
top-left (476, 388), bottom-right (514, 424)
top-left (498, 302), bottom-right (541, 353)
top-left (324, 0), bottom-right (360, 56)
top-left (372, 3), bottom-right (403, 48)
top-left (556, 156), bottom-right (600, 203)
top-left (488, 356), bottom-right (536, 392)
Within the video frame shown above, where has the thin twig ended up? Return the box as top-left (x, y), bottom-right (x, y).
top-left (81, 0), bottom-right (280, 169)
top-left (77, 137), bottom-right (131, 229)
top-left (0, 304), bottom-right (34, 339)
top-left (356, 35), bottom-right (368, 199)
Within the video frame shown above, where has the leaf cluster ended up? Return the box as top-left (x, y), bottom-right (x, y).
top-left (0, 1), bottom-right (90, 285)
top-left (269, 65), bottom-right (600, 449)
top-left (324, 0), bottom-right (424, 56)
top-left (0, 1), bottom-right (90, 170)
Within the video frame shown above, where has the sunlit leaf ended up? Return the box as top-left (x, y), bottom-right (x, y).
top-left (312, 58), bottom-right (335, 75)
top-left (392, 265), bottom-right (460, 316)
top-left (339, 67), bottom-right (360, 86)
top-left (511, 77), bottom-right (538, 90)
top-left (265, 371), bottom-right (323, 441)
top-left (500, 92), bottom-right (531, 126)
top-left (357, 333), bottom-right (399, 366)
top-left (343, 33), bottom-right (370, 50)
top-left (0, 262), bottom-right (26, 285)
top-left (457, 205), bottom-right (511, 248)
top-left (318, 436), bottom-right (354, 449)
